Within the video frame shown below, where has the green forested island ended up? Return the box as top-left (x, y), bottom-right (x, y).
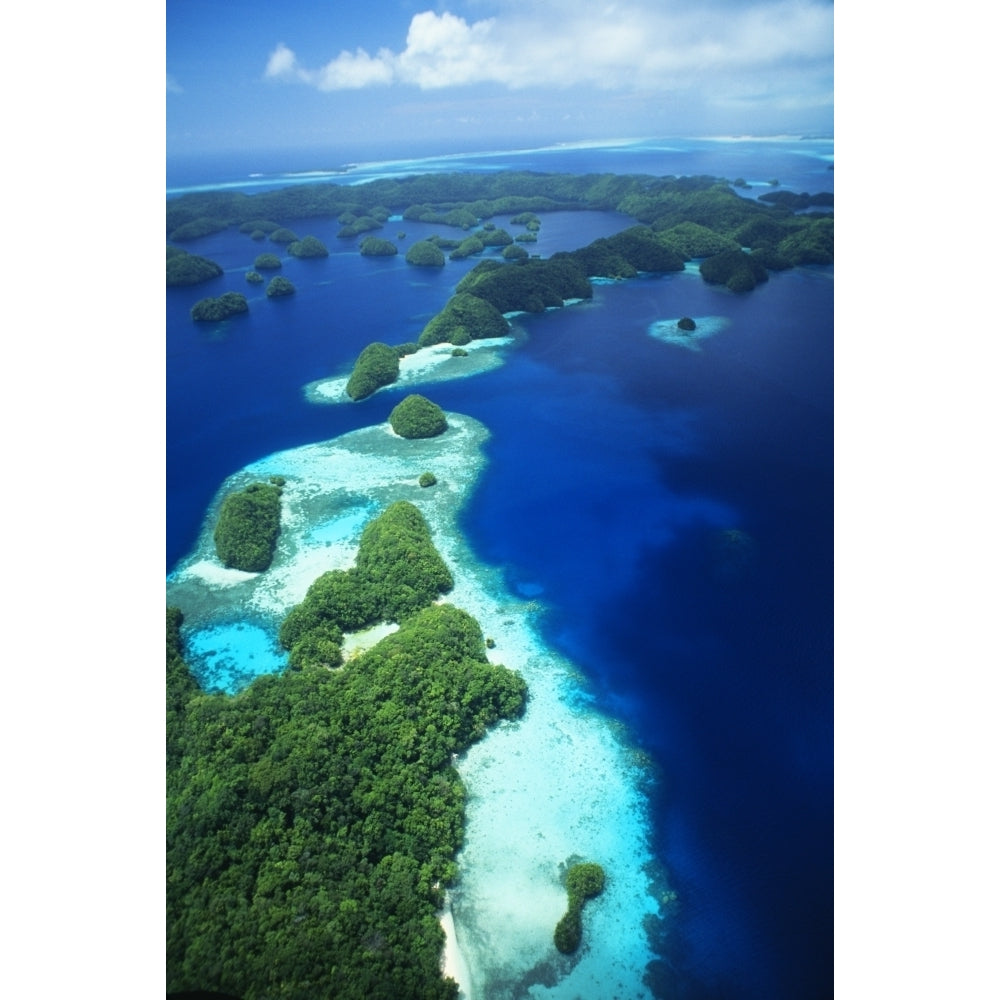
top-left (389, 395), bottom-right (448, 439)
top-left (554, 862), bottom-right (607, 954)
top-left (288, 235), bottom-right (330, 258)
top-left (266, 276), bottom-right (296, 298)
top-left (405, 240), bottom-right (447, 267)
top-left (190, 291), bottom-right (249, 322)
top-left (359, 236), bottom-right (399, 257)
top-left (167, 246), bottom-right (224, 286)
top-left (168, 500), bottom-right (528, 998)
top-left (213, 478), bottom-right (284, 572)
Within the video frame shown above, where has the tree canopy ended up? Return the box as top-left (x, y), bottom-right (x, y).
top-left (288, 235), bottom-right (330, 258)
top-left (405, 241), bottom-right (446, 267)
top-left (253, 252), bottom-right (282, 270)
top-left (417, 292), bottom-right (509, 348)
top-left (360, 236), bottom-right (399, 257)
top-left (213, 479), bottom-right (284, 572)
top-left (167, 594), bottom-right (526, 999)
top-left (167, 246), bottom-right (224, 286)
top-left (554, 862), bottom-right (606, 955)
top-left (266, 276), bottom-right (296, 297)
top-left (345, 342), bottom-right (401, 401)
top-left (190, 292), bottom-right (249, 322)
top-left (389, 395), bottom-right (448, 439)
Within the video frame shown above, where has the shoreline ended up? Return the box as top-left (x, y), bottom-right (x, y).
top-left (439, 897), bottom-right (473, 999)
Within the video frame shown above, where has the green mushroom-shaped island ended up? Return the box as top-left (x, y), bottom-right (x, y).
top-left (288, 235), bottom-right (330, 258)
top-left (404, 240), bottom-right (446, 267)
top-left (190, 291), bottom-right (249, 322)
top-left (389, 394), bottom-right (448, 439)
top-left (266, 276), bottom-right (296, 298)
top-left (360, 236), bottom-right (399, 257)
top-left (166, 246), bottom-right (223, 287)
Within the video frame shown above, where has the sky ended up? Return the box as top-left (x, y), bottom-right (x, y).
top-left (166, 0), bottom-right (834, 160)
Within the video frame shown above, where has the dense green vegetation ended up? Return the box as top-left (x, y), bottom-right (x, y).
top-left (774, 216), bottom-right (834, 265)
top-left (480, 227), bottom-right (513, 248)
top-left (699, 249), bottom-right (769, 292)
top-left (338, 216), bottom-right (384, 238)
top-left (190, 292), bottom-right (249, 322)
top-left (213, 479), bottom-right (284, 571)
top-left (288, 235), bottom-right (330, 258)
top-left (167, 559), bottom-right (527, 998)
top-left (455, 256), bottom-right (593, 314)
top-left (558, 226), bottom-right (686, 281)
top-left (246, 270), bottom-right (264, 284)
top-left (405, 240), bottom-right (446, 267)
top-left (758, 189), bottom-right (834, 211)
top-left (166, 246), bottom-right (224, 286)
top-left (278, 500), bottom-right (454, 659)
top-left (169, 217), bottom-right (230, 242)
top-left (360, 236), bottom-right (399, 256)
top-left (345, 342), bottom-right (400, 401)
top-left (389, 395), bottom-right (448, 439)
top-left (418, 471), bottom-right (437, 488)
top-left (417, 292), bottom-right (509, 348)
top-left (239, 219), bottom-right (281, 236)
top-left (657, 221), bottom-right (740, 258)
top-left (678, 317), bottom-right (696, 331)
top-left (270, 227), bottom-right (299, 244)
top-left (266, 276), bottom-right (296, 297)
top-left (253, 252), bottom-right (282, 270)
top-left (553, 862), bottom-right (606, 954)
top-left (449, 235), bottom-right (484, 260)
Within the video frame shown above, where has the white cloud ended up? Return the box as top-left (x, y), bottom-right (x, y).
top-left (265, 43), bottom-right (299, 80)
top-left (312, 48), bottom-right (396, 90)
top-left (264, 2), bottom-right (832, 108)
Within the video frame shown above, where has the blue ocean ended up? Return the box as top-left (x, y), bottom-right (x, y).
top-left (167, 137), bottom-right (833, 1000)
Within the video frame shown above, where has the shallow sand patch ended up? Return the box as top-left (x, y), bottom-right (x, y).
top-left (303, 336), bottom-right (517, 405)
top-left (648, 315), bottom-right (730, 350)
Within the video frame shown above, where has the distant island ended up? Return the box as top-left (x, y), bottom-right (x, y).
top-left (288, 234), bottom-right (329, 258)
top-left (190, 291), bottom-right (248, 322)
top-left (166, 169), bottom-right (834, 295)
top-left (266, 275), bottom-right (296, 298)
top-left (166, 246), bottom-right (223, 287)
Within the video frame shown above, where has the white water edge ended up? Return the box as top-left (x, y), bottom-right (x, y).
top-left (166, 412), bottom-right (666, 998)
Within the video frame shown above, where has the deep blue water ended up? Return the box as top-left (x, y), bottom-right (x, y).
top-left (167, 137), bottom-right (833, 1000)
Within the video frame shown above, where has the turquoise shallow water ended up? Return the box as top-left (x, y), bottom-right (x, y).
top-left (184, 620), bottom-right (287, 693)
